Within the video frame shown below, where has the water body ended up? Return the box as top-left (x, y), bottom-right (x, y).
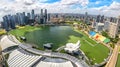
top-left (25, 26), bottom-right (83, 50)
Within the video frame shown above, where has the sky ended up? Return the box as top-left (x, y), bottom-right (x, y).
top-left (0, 0), bottom-right (120, 21)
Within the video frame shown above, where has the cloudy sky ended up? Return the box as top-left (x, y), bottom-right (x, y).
top-left (0, 0), bottom-right (120, 21)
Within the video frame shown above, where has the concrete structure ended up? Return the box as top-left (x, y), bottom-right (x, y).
top-left (108, 22), bottom-right (118, 38)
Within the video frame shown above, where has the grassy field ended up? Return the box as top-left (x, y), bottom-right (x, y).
top-left (9, 26), bottom-right (41, 36)
top-left (116, 54), bottom-right (120, 67)
top-left (9, 25), bottom-right (110, 65)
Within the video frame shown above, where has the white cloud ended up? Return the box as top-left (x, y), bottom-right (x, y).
top-left (60, 0), bottom-right (89, 6)
top-left (92, 2), bottom-right (120, 17)
top-left (95, 1), bottom-right (101, 4)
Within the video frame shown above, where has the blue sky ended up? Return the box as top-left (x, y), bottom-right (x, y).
top-left (0, 0), bottom-right (120, 21)
top-left (43, 0), bottom-right (60, 3)
top-left (43, 0), bottom-right (120, 8)
top-left (41, 0), bottom-right (118, 7)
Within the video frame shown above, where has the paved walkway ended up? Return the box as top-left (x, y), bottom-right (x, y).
top-left (105, 42), bottom-right (120, 67)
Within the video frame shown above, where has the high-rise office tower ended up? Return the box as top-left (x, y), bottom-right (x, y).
top-left (48, 14), bottom-right (50, 21)
top-left (2, 15), bottom-right (15, 31)
top-left (108, 22), bottom-right (118, 38)
top-left (110, 17), bottom-right (114, 22)
top-left (41, 9), bottom-right (43, 18)
top-left (44, 9), bottom-right (47, 23)
top-left (2, 16), bottom-right (9, 31)
top-left (22, 12), bottom-right (26, 25)
top-left (55, 14), bottom-right (58, 18)
top-left (100, 15), bottom-right (104, 23)
top-left (96, 15), bottom-right (101, 22)
top-left (28, 10), bottom-right (35, 24)
top-left (40, 9), bottom-right (44, 24)
top-left (7, 15), bottom-right (12, 29)
top-left (13, 15), bottom-right (17, 24)
top-left (26, 13), bottom-right (31, 24)
top-left (31, 9), bottom-right (35, 20)
top-left (16, 13), bottom-right (20, 25)
top-left (19, 13), bottom-right (25, 25)
top-left (35, 15), bottom-right (40, 23)
top-left (27, 13), bottom-right (31, 19)
top-left (84, 12), bottom-right (89, 24)
top-left (10, 15), bottom-right (16, 29)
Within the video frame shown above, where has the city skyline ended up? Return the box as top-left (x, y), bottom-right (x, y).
top-left (0, 0), bottom-right (120, 21)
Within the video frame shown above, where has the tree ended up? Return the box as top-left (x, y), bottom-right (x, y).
top-left (101, 31), bottom-right (110, 38)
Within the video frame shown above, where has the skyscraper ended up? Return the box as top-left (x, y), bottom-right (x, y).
top-left (10, 15), bottom-right (16, 29)
top-left (100, 15), bottom-right (104, 23)
top-left (19, 13), bottom-right (25, 25)
top-left (2, 16), bottom-right (9, 31)
top-left (84, 12), bottom-right (89, 24)
top-left (2, 15), bottom-right (16, 31)
top-left (16, 13), bottom-right (21, 25)
top-left (108, 22), bottom-right (118, 38)
top-left (44, 9), bottom-right (47, 23)
top-left (48, 14), bottom-right (51, 21)
top-left (40, 9), bottom-right (44, 24)
top-left (96, 15), bottom-right (101, 22)
top-left (27, 13), bottom-right (31, 19)
top-left (31, 9), bottom-right (35, 20)
top-left (41, 9), bottom-right (43, 18)
top-left (23, 12), bottom-right (26, 24)
top-left (28, 9), bottom-right (35, 25)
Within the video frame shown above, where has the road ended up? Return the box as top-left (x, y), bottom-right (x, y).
top-left (105, 42), bottom-right (120, 67)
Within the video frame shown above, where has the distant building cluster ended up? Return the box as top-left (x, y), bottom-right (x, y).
top-left (92, 15), bottom-right (120, 38)
top-left (1, 9), bottom-right (48, 31)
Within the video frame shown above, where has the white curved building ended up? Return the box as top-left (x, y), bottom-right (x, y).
top-left (64, 40), bottom-right (81, 53)
top-left (0, 35), bottom-right (18, 51)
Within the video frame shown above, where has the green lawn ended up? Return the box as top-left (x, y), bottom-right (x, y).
top-left (9, 26), bottom-right (41, 36)
top-left (9, 25), bottom-right (110, 65)
top-left (116, 54), bottom-right (120, 67)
